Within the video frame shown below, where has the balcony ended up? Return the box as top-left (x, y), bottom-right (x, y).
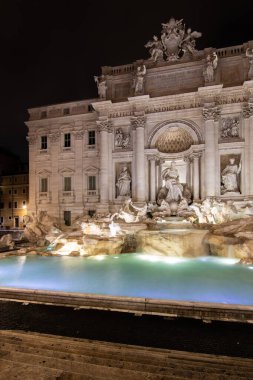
top-left (59, 190), bottom-right (75, 204)
top-left (83, 190), bottom-right (99, 203)
top-left (38, 192), bottom-right (51, 204)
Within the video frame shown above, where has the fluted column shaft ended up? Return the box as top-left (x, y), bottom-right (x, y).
top-left (203, 107), bottom-right (220, 197)
top-left (149, 158), bottom-right (156, 202)
top-left (192, 154), bottom-right (200, 201)
top-left (132, 116), bottom-right (146, 202)
top-left (97, 120), bottom-right (110, 204)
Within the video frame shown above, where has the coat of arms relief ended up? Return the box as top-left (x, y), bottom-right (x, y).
top-left (145, 18), bottom-right (202, 62)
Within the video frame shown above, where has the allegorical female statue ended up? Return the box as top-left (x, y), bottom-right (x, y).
top-left (94, 75), bottom-right (107, 99)
top-left (221, 157), bottom-right (241, 194)
top-left (133, 65), bottom-right (146, 95)
top-left (116, 166), bottom-right (131, 197)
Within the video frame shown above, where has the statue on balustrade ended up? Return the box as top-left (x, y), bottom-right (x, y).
top-left (203, 52), bottom-right (218, 83)
top-left (221, 157), bottom-right (241, 194)
top-left (116, 166), bottom-right (131, 197)
top-left (94, 75), bottom-right (107, 99)
top-left (246, 48), bottom-right (253, 80)
top-left (133, 64), bottom-right (146, 95)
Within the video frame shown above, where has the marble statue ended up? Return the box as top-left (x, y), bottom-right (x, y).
top-left (145, 17), bottom-right (202, 62)
top-left (145, 35), bottom-right (164, 63)
top-left (115, 128), bottom-right (130, 148)
top-left (203, 52), bottom-right (218, 83)
top-left (162, 161), bottom-right (183, 202)
top-left (133, 65), bottom-right (146, 95)
top-left (94, 75), bottom-right (107, 99)
top-left (116, 166), bottom-right (131, 197)
top-left (220, 118), bottom-right (239, 139)
top-left (246, 48), bottom-right (253, 80)
top-left (221, 158), bottom-right (241, 194)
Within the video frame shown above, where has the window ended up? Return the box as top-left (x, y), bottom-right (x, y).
top-left (41, 135), bottom-right (48, 150)
top-left (9, 216), bottom-right (12, 220)
top-left (14, 189), bottom-right (17, 194)
top-left (9, 190), bottom-right (11, 194)
top-left (64, 177), bottom-right (71, 191)
top-left (40, 178), bottom-right (48, 193)
top-left (88, 130), bottom-right (96, 145)
top-left (64, 133), bottom-right (71, 148)
top-left (8, 202), bottom-right (11, 208)
top-left (88, 176), bottom-right (96, 190)
top-left (0, 216), bottom-right (3, 225)
top-left (41, 111), bottom-right (47, 119)
top-left (14, 201), bottom-right (18, 209)
top-left (22, 201), bottom-right (26, 206)
top-left (0, 202), bottom-right (4, 209)
top-left (63, 108), bottom-right (70, 115)
top-left (23, 188), bottom-right (26, 193)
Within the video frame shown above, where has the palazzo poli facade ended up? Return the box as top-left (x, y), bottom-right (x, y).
top-left (26, 18), bottom-right (253, 225)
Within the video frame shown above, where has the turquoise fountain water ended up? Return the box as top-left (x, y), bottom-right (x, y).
top-left (0, 254), bottom-right (253, 305)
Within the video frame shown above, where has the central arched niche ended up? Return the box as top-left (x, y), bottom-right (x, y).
top-left (148, 120), bottom-right (202, 153)
top-left (155, 126), bottom-right (194, 153)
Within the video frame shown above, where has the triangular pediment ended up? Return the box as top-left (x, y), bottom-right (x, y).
top-left (84, 165), bottom-right (99, 173)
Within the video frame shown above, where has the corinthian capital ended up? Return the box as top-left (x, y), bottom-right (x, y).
top-left (96, 119), bottom-right (112, 133)
top-left (202, 106), bottom-right (221, 121)
top-left (130, 116), bottom-right (146, 130)
top-left (242, 103), bottom-right (253, 118)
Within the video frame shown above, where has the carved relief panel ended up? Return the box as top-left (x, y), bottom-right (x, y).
top-left (114, 128), bottom-right (131, 149)
top-left (220, 116), bottom-right (240, 140)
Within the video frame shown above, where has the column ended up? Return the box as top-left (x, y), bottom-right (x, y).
top-left (192, 153), bottom-right (200, 201)
top-left (27, 135), bottom-right (37, 215)
top-left (97, 119), bottom-right (110, 205)
top-left (49, 132), bottom-right (60, 218)
top-left (183, 156), bottom-right (191, 187)
top-left (132, 116), bottom-right (146, 202)
top-left (203, 106), bottom-right (220, 197)
top-left (107, 127), bottom-right (113, 202)
top-left (243, 103), bottom-right (253, 195)
top-left (74, 128), bottom-right (84, 207)
top-left (149, 157), bottom-right (156, 202)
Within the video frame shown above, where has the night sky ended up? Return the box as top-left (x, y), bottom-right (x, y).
top-left (0, 0), bottom-right (253, 162)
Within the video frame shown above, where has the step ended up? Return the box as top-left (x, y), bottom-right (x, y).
top-left (0, 330), bottom-right (253, 379)
top-left (0, 340), bottom-right (251, 379)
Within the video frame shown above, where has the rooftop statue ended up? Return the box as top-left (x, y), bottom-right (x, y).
top-left (203, 52), bottom-right (218, 83)
top-left (246, 48), bottom-right (253, 80)
top-left (94, 74), bottom-right (107, 99)
top-left (145, 17), bottom-right (202, 62)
